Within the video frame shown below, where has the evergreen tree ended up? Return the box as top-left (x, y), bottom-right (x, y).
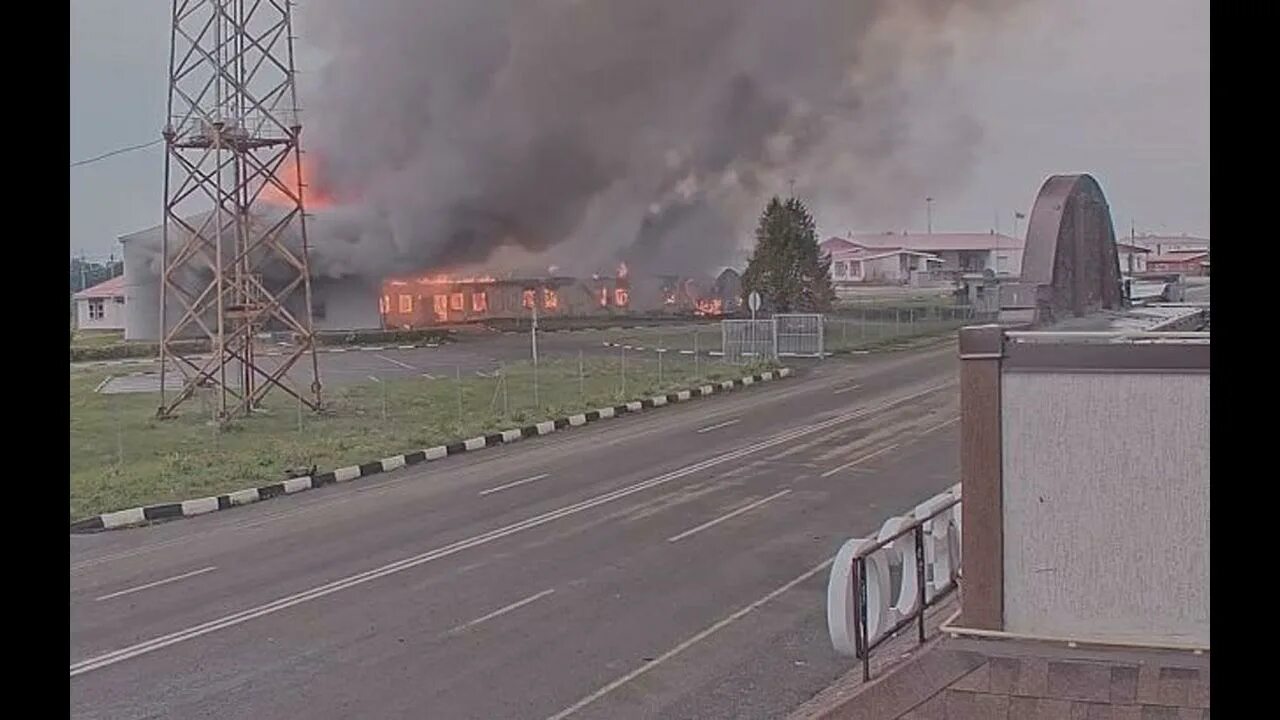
top-left (741, 196), bottom-right (835, 313)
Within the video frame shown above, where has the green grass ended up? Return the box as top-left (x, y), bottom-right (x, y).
top-left (70, 330), bottom-right (127, 349)
top-left (70, 355), bottom-right (768, 521)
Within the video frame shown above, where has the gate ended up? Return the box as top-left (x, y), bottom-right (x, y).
top-left (776, 313), bottom-right (825, 357)
top-left (721, 319), bottom-right (777, 364)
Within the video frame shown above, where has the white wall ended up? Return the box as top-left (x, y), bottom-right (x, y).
top-left (1000, 371), bottom-right (1209, 646)
top-left (76, 296), bottom-right (127, 330)
top-left (1118, 251), bottom-right (1148, 274)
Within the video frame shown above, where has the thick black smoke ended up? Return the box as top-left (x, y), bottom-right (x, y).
top-left (298, 0), bottom-right (1025, 278)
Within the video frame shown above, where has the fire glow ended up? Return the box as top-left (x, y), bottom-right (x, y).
top-left (260, 155), bottom-right (336, 209)
top-left (695, 298), bottom-right (724, 316)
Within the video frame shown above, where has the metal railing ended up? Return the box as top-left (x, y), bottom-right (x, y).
top-left (827, 486), bottom-right (961, 681)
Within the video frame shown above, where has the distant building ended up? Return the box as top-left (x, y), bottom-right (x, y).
top-left (72, 276), bottom-right (127, 331)
top-left (1148, 251), bottom-right (1209, 275)
top-left (1115, 241), bottom-right (1151, 275)
top-left (1128, 233), bottom-right (1209, 255)
top-left (826, 245), bottom-right (944, 285)
top-left (822, 231), bottom-right (1024, 283)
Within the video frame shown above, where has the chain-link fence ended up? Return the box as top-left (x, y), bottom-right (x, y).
top-left (823, 303), bottom-right (978, 353)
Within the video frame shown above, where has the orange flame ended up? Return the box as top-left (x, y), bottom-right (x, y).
top-left (695, 298), bottom-right (724, 316)
top-left (415, 274), bottom-right (498, 285)
top-left (617, 261), bottom-right (629, 279)
top-left (261, 155), bottom-right (335, 209)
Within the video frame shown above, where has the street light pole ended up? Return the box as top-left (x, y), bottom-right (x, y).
top-left (925, 197), bottom-right (934, 235)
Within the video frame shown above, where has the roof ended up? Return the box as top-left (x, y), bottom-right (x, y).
top-left (1131, 233), bottom-right (1210, 245)
top-left (820, 237), bottom-right (860, 253)
top-left (73, 275), bottom-right (126, 300)
top-left (849, 232), bottom-right (1023, 252)
top-left (830, 247), bottom-right (944, 262)
top-left (1149, 252), bottom-right (1209, 263)
top-left (1115, 242), bottom-right (1152, 253)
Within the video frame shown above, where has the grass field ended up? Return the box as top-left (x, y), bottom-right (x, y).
top-left (70, 354), bottom-right (766, 521)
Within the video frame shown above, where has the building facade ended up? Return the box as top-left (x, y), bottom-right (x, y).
top-left (73, 276), bottom-right (127, 331)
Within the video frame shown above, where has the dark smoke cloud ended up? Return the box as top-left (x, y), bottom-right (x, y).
top-left (299, 0), bottom-right (1025, 279)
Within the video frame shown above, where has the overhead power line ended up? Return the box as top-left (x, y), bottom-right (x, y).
top-left (69, 138), bottom-right (163, 169)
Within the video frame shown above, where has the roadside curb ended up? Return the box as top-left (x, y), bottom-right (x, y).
top-left (70, 367), bottom-right (794, 533)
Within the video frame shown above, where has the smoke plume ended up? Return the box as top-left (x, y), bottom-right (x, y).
top-left (299, 0), bottom-right (1026, 279)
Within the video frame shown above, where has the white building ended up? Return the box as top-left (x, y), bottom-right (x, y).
top-left (73, 276), bottom-right (127, 331)
top-left (823, 232), bottom-right (1024, 281)
top-left (1115, 241), bottom-right (1151, 275)
top-left (828, 246), bottom-right (944, 285)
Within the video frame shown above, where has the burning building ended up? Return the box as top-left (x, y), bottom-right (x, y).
top-left (378, 272), bottom-right (632, 328)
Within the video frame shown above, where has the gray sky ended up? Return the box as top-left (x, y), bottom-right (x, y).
top-left (69, 0), bottom-right (1208, 259)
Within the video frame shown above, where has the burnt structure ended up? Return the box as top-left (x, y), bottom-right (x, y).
top-left (999, 174), bottom-right (1123, 326)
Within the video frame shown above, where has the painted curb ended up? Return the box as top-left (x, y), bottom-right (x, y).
top-left (70, 367), bottom-right (794, 533)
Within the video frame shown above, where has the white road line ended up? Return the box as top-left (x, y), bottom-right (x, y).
top-left (545, 558), bottom-right (834, 720)
top-left (666, 489), bottom-right (791, 543)
top-left (422, 373), bottom-right (437, 380)
top-left (479, 473), bottom-right (549, 496)
top-left (375, 353), bottom-right (416, 371)
top-left (94, 566), bottom-right (218, 602)
top-left (445, 589), bottom-right (555, 635)
top-left (93, 375), bottom-right (114, 394)
top-left (819, 443), bottom-right (901, 478)
top-left (68, 381), bottom-right (952, 677)
top-left (833, 383), bottom-right (861, 395)
top-left (695, 418), bottom-right (740, 434)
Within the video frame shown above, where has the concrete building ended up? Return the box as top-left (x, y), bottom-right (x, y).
top-left (118, 214), bottom-right (382, 341)
top-left (72, 276), bottom-right (127, 331)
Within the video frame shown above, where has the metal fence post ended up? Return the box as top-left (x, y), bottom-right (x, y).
top-left (499, 362), bottom-right (509, 418)
top-left (115, 394), bottom-right (124, 466)
top-left (694, 331), bottom-right (699, 375)
top-left (915, 525), bottom-right (928, 643)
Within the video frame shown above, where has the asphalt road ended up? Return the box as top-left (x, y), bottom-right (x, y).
top-left (71, 342), bottom-right (962, 719)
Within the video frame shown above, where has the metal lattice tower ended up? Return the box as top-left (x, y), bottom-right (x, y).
top-left (158, 0), bottom-right (322, 419)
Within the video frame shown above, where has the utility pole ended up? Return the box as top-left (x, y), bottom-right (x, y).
top-left (925, 197), bottom-right (934, 235)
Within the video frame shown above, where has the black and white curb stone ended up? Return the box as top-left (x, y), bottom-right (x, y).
top-left (70, 368), bottom-right (793, 533)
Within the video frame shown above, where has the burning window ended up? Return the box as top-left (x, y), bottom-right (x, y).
top-left (398, 294), bottom-right (413, 313)
top-left (380, 295), bottom-right (390, 314)
top-left (614, 288), bottom-right (629, 306)
top-left (450, 293), bottom-right (464, 311)
top-left (522, 289), bottom-right (536, 309)
top-left (543, 288), bottom-right (559, 310)
top-left (433, 294), bottom-right (448, 320)
top-left (472, 291), bottom-right (488, 312)
top-left (600, 287), bottom-right (608, 307)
